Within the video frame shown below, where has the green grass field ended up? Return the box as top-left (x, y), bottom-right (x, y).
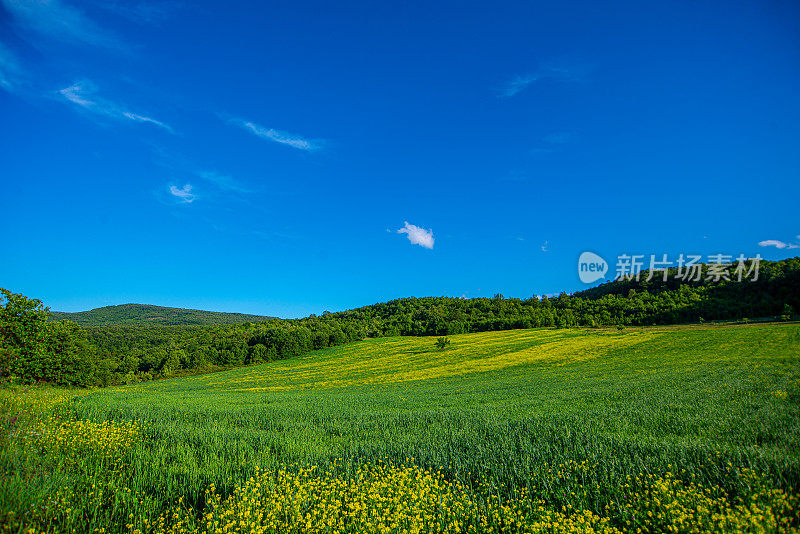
top-left (3, 323), bottom-right (800, 533)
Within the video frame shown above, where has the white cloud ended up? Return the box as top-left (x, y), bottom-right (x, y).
top-left (197, 170), bottom-right (250, 193)
top-left (397, 221), bottom-right (434, 249)
top-left (759, 239), bottom-right (799, 249)
top-left (122, 111), bottom-right (173, 133)
top-left (229, 118), bottom-right (320, 151)
top-left (60, 82), bottom-right (96, 108)
top-left (499, 61), bottom-right (586, 98)
top-left (501, 74), bottom-right (540, 98)
top-left (59, 80), bottom-right (173, 133)
top-left (1, 0), bottom-right (121, 49)
top-left (541, 240), bottom-right (550, 252)
top-left (169, 184), bottom-right (194, 203)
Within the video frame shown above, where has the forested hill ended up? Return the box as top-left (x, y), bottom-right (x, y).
top-left (3, 257), bottom-right (798, 387)
top-left (50, 304), bottom-right (271, 326)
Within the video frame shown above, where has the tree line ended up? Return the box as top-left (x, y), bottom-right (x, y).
top-left (2, 257), bottom-right (798, 387)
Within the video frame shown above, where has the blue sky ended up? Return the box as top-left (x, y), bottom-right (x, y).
top-left (1, 0), bottom-right (799, 317)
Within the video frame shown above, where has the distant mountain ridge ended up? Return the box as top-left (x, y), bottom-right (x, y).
top-left (50, 303), bottom-right (272, 326)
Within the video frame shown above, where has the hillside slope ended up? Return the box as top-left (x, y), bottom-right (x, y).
top-left (50, 303), bottom-right (271, 326)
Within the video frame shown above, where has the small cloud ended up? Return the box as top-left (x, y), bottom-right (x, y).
top-left (58, 80), bottom-right (173, 133)
top-left (541, 240), bottom-right (550, 252)
top-left (59, 81), bottom-right (100, 108)
top-left (169, 184), bottom-right (194, 203)
top-left (500, 74), bottom-right (540, 98)
top-left (759, 240), bottom-right (788, 249)
top-left (196, 170), bottom-right (250, 193)
top-left (397, 221), bottom-right (434, 249)
top-left (228, 117), bottom-right (321, 151)
top-left (758, 239), bottom-right (800, 249)
top-left (122, 111), bottom-right (174, 133)
top-left (499, 60), bottom-right (586, 98)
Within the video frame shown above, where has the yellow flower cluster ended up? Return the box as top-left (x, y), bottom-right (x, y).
top-left (147, 460), bottom-right (800, 534)
top-left (32, 417), bottom-right (141, 459)
top-left (150, 462), bottom-right (619, 534)
top-left (618, 468), bottom-right (799, 533)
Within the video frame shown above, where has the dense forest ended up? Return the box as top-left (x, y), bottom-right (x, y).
top-left (50, 303), bottom-right (271, 326)
top-left (2, 257), bottom-right (798, 387)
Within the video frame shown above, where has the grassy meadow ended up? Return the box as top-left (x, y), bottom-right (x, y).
top-left (2, 323), bottom-right (800, 533)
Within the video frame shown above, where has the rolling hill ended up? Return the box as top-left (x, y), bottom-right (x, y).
top-left (50, 303), bottom-right (272, 326)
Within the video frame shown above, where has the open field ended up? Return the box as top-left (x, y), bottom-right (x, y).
top-left (2, 323), bottom-right (800, 533)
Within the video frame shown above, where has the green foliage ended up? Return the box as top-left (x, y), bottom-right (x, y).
top-left (0, 288), bottom-right (50, 378)
top-left (50, 303), bottom-right (271, 326)
top-left (0, 289), bottom-right (106, 386)
top-left (435, 336), bottom-right (451, 351)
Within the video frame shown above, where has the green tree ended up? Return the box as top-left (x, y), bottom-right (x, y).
top-left (250, 344), bottom-right (271, 363)
top-left (0, 288), bottom-right (50, 382)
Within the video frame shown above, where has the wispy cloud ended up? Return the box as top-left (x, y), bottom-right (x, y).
top-left (397, 221), bottom-right (434, 249)
top-left (1, 0), bottom-right (122, 50)
top-left (499, 61), bottom-right (586, 98)
top-left (59, 80), bottom-right (174, 133)
top-left (501, 74), bottom-right (540, 98)
top-left (196, 170), bottom-right (251, 194)
top-left (169, 184), bottom-right (194, 203)
top-left (60, 82), bottom-right (96, 107)
top-left (122, 111), bottom-right (173, 132)
top-left (541, 240), bottom-right (550, 252)
top-left (228, 117), bottom-right (321, 151)
top-left (758, 239), bottom-right (799, 249)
